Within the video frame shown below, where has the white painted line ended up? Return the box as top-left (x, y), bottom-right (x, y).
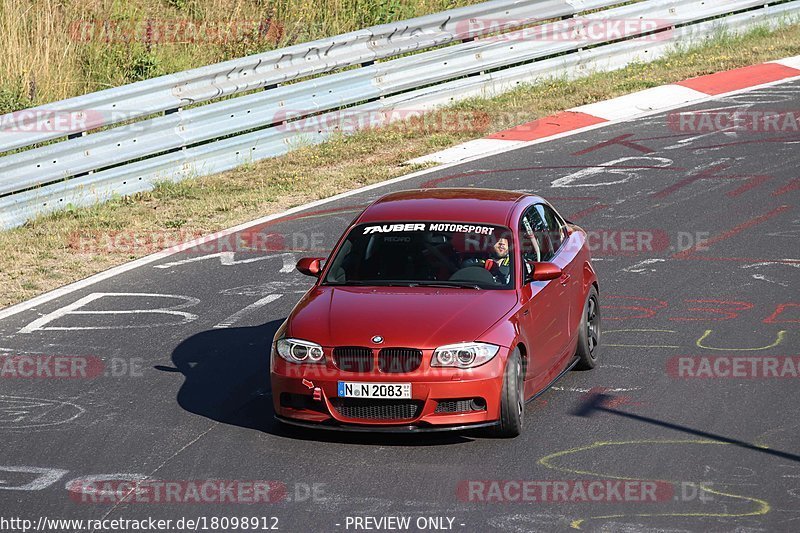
top-left (741, 260), bottom-right (800, 268)
top-left (551, 386), bottom-right (642, 393)
top-left (153, 251), bottom-right (294, 269)
top-left (571, 85), bottom-right (709, 121)
top-left (280, 253), bottom-right (298, 273)
top-left (621, 258), bottom-right (666, 273)
top-left (751, 274), bottom-right (788, 287)
top-left (18, 293), bottom-right (200, 333)
top-left (0, 466), bottom-right (69, 491)
top-left (551, 156), bottom-right (673, 188)
top-left (407, 138), bottom-right (524, 165)
top-left (213, 294), bottom-right (283, 329)
top-left (769, 55), bottom-right (800, 70)
top-left (2, 59), bottom-right (799, 322)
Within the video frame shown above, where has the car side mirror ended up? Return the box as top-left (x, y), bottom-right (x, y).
top-left (525, 261), bottom-right (562, 283)
top-left (296, 257), bottom-right (325, 278)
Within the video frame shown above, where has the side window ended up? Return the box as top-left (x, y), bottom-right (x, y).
top-left (535, 204), bottom-right (566, 256)
top-left (519, 207), bottom-right (553, 262)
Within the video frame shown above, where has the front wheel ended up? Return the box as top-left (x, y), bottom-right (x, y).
top-left (493, 348), bottom-right (524, 438)
top-left (575, 286), bottom-right (600, 370)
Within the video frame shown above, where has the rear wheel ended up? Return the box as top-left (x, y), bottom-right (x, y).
top-left (493, 348), bottom-right (524, 438)
top-left (575, 286), bottom-right (600, 370)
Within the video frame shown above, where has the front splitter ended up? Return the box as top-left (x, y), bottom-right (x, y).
top-left (275, 415), bottom-right (499, 433)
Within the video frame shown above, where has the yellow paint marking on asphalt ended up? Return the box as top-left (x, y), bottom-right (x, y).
top-left (696, 329), bottom-right (787, 351)
top-left (537, 439), bottom-right (771, 530)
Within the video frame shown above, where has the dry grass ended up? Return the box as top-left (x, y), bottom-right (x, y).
top-left (0, 0), bottom-right (482, 112)
top-left (0, 23), bottom-right (799, 308)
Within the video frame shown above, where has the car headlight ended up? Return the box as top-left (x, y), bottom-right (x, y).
top-left (431, 342), bottom-right (500, 368)
top-left (275, 338), bottom-right (325, 364)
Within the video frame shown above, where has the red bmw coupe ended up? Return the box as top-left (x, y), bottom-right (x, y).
top-left (271, 188), bottom-right (600, 437)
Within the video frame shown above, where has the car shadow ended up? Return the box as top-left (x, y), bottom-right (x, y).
top-left (163, 320), bottom-right (476, 446)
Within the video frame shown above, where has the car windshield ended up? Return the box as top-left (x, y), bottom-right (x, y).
top-left (323, 222), bottom-right (514, 289)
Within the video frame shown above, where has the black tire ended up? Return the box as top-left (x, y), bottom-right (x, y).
top-left (575, 286), bottom-right (600, 370)
top-left (493, 348), bottom-right (524, 438)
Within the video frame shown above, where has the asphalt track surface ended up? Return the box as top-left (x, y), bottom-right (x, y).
top-left (0, 80), bottom-right (798, 533)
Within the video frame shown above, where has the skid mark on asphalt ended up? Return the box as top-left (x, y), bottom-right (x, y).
top-left (537, 440), bottom-right (771, 530)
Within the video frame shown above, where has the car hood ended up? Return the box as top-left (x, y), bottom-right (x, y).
top-left (287, 286), bottom-right (518, 349)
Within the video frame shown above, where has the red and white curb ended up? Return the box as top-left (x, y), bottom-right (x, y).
top-left (409, 56), bottom-right (800, 165)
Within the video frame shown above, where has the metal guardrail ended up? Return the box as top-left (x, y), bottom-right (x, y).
top-left (1, 0), bottom-right (798, 229)
top-left (0, 0), bottom-right (612, 154)
top-left (0, 0), bottom-right (736, 198)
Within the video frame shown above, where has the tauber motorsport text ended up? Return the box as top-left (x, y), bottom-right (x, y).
top-left (362, 223), bottom-right (496, 235)
top-left (343, 516), bottom-right (458, 530)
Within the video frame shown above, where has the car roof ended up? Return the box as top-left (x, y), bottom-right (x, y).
top-left (356, 188), bottom-right (543, 226)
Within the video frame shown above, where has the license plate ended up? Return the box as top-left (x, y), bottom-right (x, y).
top-left (337, 382), bottom-right (412, 399)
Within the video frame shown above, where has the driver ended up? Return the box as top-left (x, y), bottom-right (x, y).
top-left (463, 237), bottom-right (511, 283)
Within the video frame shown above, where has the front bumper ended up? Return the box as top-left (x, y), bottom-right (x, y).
top-left (275, 416), bottom-right (499, 433)
top-left (270, 351), bottom-right (506, 430)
